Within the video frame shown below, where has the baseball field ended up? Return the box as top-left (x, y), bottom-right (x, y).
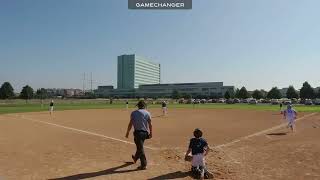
top-left (0, 100), bottom-right (320, 179)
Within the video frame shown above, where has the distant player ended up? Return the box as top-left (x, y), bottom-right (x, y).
top-left (49, 100), bottom-right (54, 115)
top-left (110, 98), bottom-right (113, 104)
top-left (280, 102), bottom-right (284, 114)
top-left (161, 101), bottom-right (167, 116)
top-left (283, 104), bottom-right (298, 132)
top-left (126, 100), bottom-right (129, 109)
top-left (185, 128), bottom-right (212, 179)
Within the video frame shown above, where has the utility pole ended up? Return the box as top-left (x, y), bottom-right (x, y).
top-left (83, 73), bottom-right (86, 95)
top-left (90, 72), bottom-right (93, 93)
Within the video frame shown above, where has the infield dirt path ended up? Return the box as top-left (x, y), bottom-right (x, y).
top-left (0, 108), bottom-right (319, 180)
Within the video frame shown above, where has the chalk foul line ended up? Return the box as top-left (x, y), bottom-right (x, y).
top-left (215, 112), bottom-right (317, 149)
top-left (10, 114), bottom-right (158, 151)
top-left (7, 112), bottom-right (317, 152)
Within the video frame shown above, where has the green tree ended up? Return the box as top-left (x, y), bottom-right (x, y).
top-left (238, 87), bottom-right (249, 99)
top-left (300, 81), bottom-right (315, 99)
top-left (224, 91), bottom-right (231, 99)
top-left (0, 82), bottom-right (15, 99)
top-left (228, 89), bottom-right (235, 98)
top-left (172, 89), bottom-right (180, 99)
top-left (20, 85), bottom-right (34, 103)
top-left (234, 88), bottom-right (240, 98)
top-left (36, 88), bottom-right (48, 106)
top-left (252, 89), bottom-right (263, 99)
top-left (267, 87), bottom-right (282, 99)
top-left (286, 86), bottom-right (299, 99)
top-left (317, 88), bottom-right (320, 99)
top-left (260, 89), bottom-right (268, 99)
top-left (36, 88), bottom-right (48, 99)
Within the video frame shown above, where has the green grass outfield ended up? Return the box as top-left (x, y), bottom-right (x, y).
top-left (1, 100), bottom-right (320, 114)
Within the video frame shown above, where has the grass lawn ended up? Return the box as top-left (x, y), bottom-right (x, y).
top-left (1, 100), bottom-right (320, 114)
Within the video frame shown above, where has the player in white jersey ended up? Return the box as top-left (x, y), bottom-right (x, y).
top-left (283, 104), bottom-right (298, 132)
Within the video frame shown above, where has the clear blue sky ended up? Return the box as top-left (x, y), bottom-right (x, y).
top-left (1, 0), bottom-right (320, 92)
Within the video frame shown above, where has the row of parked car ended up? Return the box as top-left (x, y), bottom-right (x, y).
top-left (178, 98), bottom-right (320, 105)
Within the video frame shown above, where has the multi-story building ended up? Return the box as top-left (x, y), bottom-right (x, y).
top-left (95, 55), bottom-right (235, 98)
top-left (94, 86), bottom-right (114, 97)
top-left (45, 88), bottom-right (83, 97)
top-left (117, 54), bottom-right (161, 89)
top-left (96, 82), bottom-right (234, 98)
top-left (137, 82), bottom-right (234, 98)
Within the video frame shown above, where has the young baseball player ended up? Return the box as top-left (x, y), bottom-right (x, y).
top-left (185, 128), bottom-right (212, 179)
top-left (126, 100), bottom-right (129, 109)
top-left (49, 100), bottom-right (54, 115)
top-left (283, 104), bottom-right (298, 132)
top-left (161, 101), bottom-right (167, 116)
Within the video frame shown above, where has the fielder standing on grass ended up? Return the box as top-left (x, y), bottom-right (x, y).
top-left (49, 100), bottom-right (54, 115)
top-left (125, 100), bottom-right (153, 170)
top-left (283, 104), bottom-right (298, 132)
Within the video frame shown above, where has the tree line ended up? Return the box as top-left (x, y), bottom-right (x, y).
top-left (1, 81), bottom-right (320, 100)
top-left (171, 81), bottom-right (320, 100)
top-left (224, 81), bottom-right (320, 100)
top-left (0, 82), bottom-right (48, 101)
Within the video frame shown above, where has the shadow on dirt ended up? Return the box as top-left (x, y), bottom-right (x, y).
top-left (147, 171), bottom-right (191, 180)
top-left (267, 132), bottom-right (287, 136)
top-left (48, 162), bottom-right (138, 180)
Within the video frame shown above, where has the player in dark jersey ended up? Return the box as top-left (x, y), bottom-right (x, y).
top-left (126, 100), bottom-right (129, 109)
top-left (161, 101), bottom-right (167, 116)
top-left (49, 100), bottom-right (54, 115)
top-left (185, 129), bottom-right (212, 179)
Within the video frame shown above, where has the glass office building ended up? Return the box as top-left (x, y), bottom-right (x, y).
top-left (117, 54), bottom-right (161, 89)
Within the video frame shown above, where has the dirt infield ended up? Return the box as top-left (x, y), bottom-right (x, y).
top-left (0, 108), bottom-right (319, 179)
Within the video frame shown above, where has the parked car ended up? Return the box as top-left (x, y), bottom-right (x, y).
top-left (241, 99), bottom-right (249, 103)
top-left (261, 99), bottom-right (271, 103)
top-left (249, 99), bottom-right (258, 104)
top-left (299, 99), bottom-right (306, 104)
top-left (305, 99), bottom-right (313, 105)
top-left (271, 99), bottom-right (280, 105)
top-left (283, 100), bottom-right (292, 105)
top-left (233, 98), bottom-right (241, 103)
top-left (313, 99), bottom-right (320, 105)
top-left (200, 99), bottom-right (207, 104)
top-left (186, 99), bottom-right (194, 104)
top-left (194, 99), bottom-right (201, 104)
top-left (218, 98), bottom-right (225, 103)
top-left (178, 99), bottom-right (185, 104)
top-left (291, 98), bottom-right (298, 104)
top-left (211, 99), bottom-right (218, 103)
top-left (226, 99), bottom-right (235, 104)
